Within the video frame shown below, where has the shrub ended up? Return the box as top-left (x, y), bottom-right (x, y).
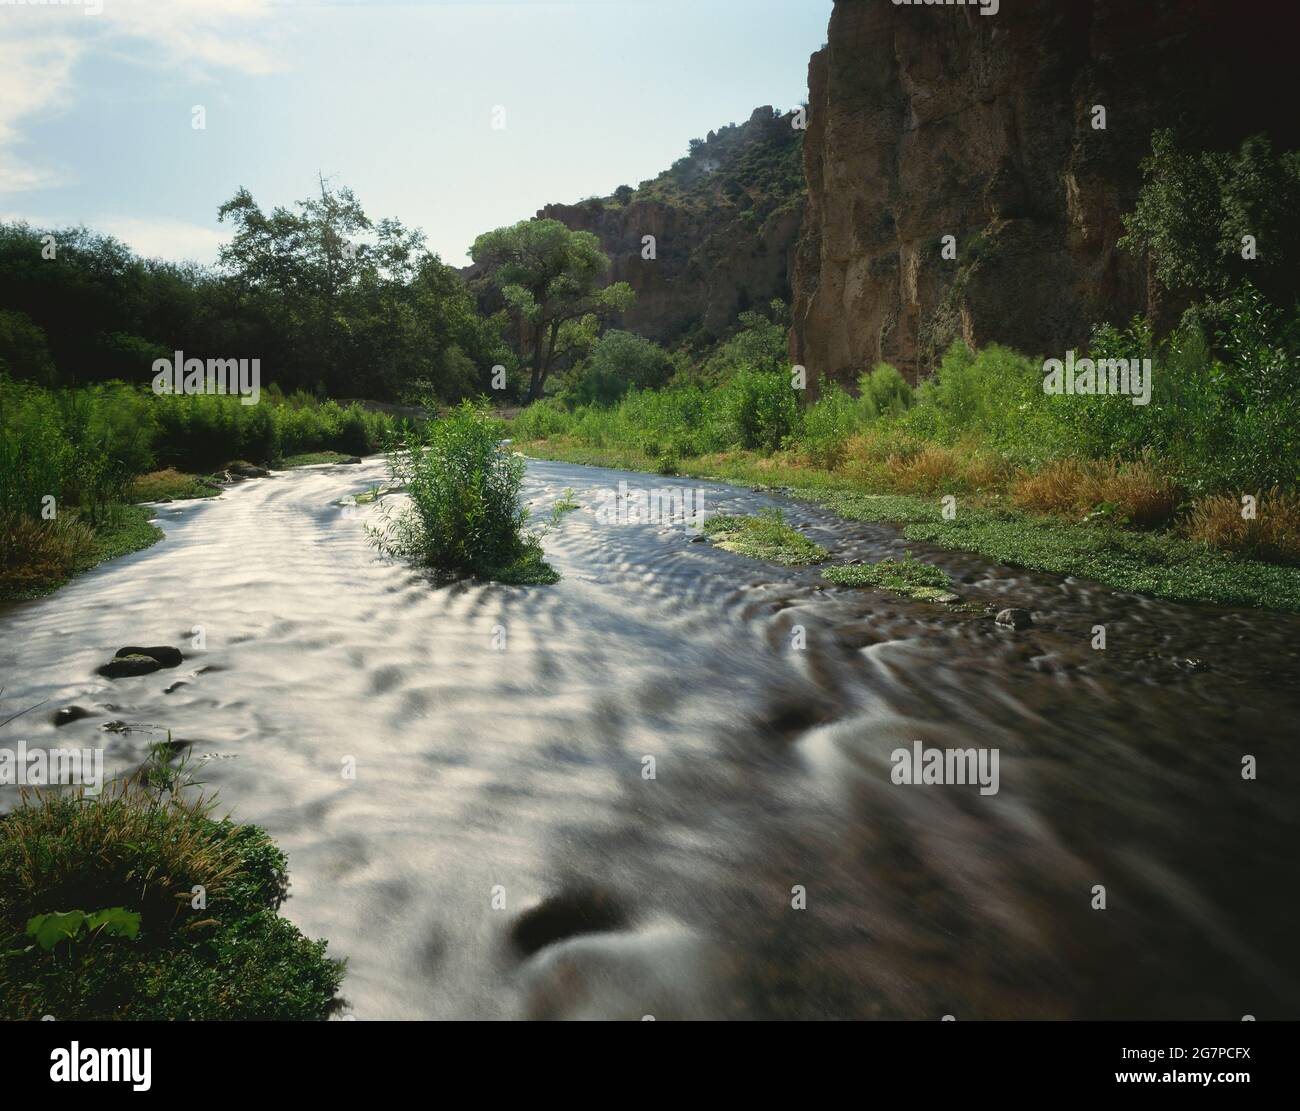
top-left (800, 382), bottom-right (858, 467)
top-left (569, 331), bottom-right (676, 406)
top-left (513, 398), bottom-right (574, 440)
top-left (0, 780), bottom-right (343, 1019)
top-left (720, 368), bottom-right (799, 452)
top-left (371, 401), bottom-right (549, 579)
top-left (858, 364), bottom-right (914, 419)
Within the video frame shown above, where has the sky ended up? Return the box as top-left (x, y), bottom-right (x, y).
top-left (0, 0), bottom-right (833, 267)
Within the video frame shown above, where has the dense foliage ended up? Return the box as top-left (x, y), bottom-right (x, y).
top-left (0, 181), bottom-right (510, 402)
top-left (0, 770), bottom-right (343, 1019)
top-left (370, 402), bottom-right (555, 583)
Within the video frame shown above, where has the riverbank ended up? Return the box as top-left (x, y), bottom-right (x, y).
top-left (516, 436), bottom-right (1300, 613)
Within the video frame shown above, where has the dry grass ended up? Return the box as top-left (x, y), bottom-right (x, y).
top-left (1185, 487), bottom-right (1300, 564)
top-left (883, 444), bottom-right (1006, 495)
top-left (0, 512), bottom-right (97, 596)
top-left (1012, 458), bottom-right (1179, 529)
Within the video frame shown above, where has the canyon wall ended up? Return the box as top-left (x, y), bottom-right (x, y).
top-left (525, 106), bottom-right (806, 346)
top-left (790, 0), bottom-right (1298, 383)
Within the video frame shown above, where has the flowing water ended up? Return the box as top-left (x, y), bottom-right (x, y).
top-left (2, 457), bottom-right (1298, 1020)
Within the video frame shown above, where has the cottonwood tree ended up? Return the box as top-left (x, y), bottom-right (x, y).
top-left (470, 218), bottom-right (633, 401)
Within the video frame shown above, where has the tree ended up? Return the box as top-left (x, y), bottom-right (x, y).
top-left (470, 218), bottom-right (634, 401)
top-left (1120, 130), bottom-right (1300, 305)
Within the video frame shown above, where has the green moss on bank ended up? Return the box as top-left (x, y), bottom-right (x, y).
top-left (279, 450), bottom-right (359, 467)
top-left (824, 553), bottom-right (958, 602)
top-left (702, 509), bottom-right (826, 565)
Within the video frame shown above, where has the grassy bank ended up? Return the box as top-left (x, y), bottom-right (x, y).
top-left (1, 379), bottom-right (406, 600)
top-left (0, 747), bottom-right (343, 1019)
top-left (516, 430), bottom-right (1300, 613)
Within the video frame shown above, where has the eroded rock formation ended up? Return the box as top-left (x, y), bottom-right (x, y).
top-left (790, 0), bottom-right (1297, 383)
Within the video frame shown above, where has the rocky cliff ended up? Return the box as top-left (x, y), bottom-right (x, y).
top-left (790, 0), bottom-right (1299, 383)
top-left (533, 106), bottom-right (806, 346)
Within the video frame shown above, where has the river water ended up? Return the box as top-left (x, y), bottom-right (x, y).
top-left (2, 457), bottom-right (1297, 1019)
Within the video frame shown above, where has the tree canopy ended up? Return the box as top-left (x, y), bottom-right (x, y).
top-left (470, 218), bottom-right (633, 400)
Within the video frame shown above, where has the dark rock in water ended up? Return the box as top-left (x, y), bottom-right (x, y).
top-left (1175, 656), bottom-right (1210, 674)
top-left (163, 680), bottom-right (189, 694)
top-left (116, 645), bottom-right (183, 668)
top-left (689, 534), bottom-right (707, 543)
top-left (510, 887), bottom-right (628, 956)
top-left (995, 608), bottom-right (1033, 631)
top-left (227, 462), bottom-right (269, 478)
top-left (52, 705), bottom-right (92, 727)
top-left (97, 654), bottom-right (162, 678)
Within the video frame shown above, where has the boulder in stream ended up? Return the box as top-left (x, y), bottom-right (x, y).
top-left (227, 462), bottom-right (270, 479)
top-left (51, 705), bottom-right (93, 727)
top-left (97, 654), bottom-right (163, 678)
top-left (995, 607), bottom-right (1034, 631)
top-left (97, 645), bottom-right (183, 678)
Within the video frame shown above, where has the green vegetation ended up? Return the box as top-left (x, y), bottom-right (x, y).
top-left (369, 402), bottom-right (558, 584)
top-left (128, 468), bottom-right (222, 502)
top-left (278, 451), bottom-right (358, 468)
top-left (625, 107), bottom-right (804, 226)
top-left (470, 219), bottom-right (635, 401)
top-left (512, 288), bottom-right (1300, 610)
top-left (823, 552), bottom-right (957, 602)
top-left (0, 180), bottom-right (509, 403)
top-left (0, 377), bottom-right (402, 599)
top-left (702, 508), bottom-right (826, 566)
top-left (509, 126), bottom-right (1300, 614)
top-left (0, 747), bottom-right (343, 1019)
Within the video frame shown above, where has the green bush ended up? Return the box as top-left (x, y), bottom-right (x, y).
top-left (858, 363), bottom-right (914, 418)
top-left (720, 368), bottom-right (799, 453)
top-left (371, 401), bottom-right (550, 580)
top-left (801, 381), bottom-right (858, 467)
top-left (568, 330), bottom-right (676, 406)
top-left (0, 784), bottom-right (343, 1020)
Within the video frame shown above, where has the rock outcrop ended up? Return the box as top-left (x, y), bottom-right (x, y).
top-left (790, 0), bottom-right (1299, 383)
top-left (523, 106), bottom-right (807, 345)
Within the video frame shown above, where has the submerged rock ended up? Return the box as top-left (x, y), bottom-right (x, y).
top-left (51, 706), bottom-right (92, 727)
top-left (510, 887), bottom-right (628, 957)
top-left (116, 645), bottom-right (183, 668)
top-left (995, 608), bottom-right (1034, 631)
top-left (97, 645), bottom-right (183, 678)
top-left (97, 654), bottom-right (162, 678)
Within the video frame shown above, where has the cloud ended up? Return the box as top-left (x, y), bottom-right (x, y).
top-left (0, 0), bottom-right (284, 193)
top-left (0, 33), bottom-right (83, 192)
top-left (96, 216), bottom-right (230, 265)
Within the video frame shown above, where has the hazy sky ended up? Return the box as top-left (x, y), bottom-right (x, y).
top-left (0, 0), bottom-right (832, 266)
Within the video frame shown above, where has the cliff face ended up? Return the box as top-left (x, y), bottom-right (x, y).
top-left (535, 106), bottom-right (806, 345)
top-left (790, 0), bottom-right (1298, 383)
